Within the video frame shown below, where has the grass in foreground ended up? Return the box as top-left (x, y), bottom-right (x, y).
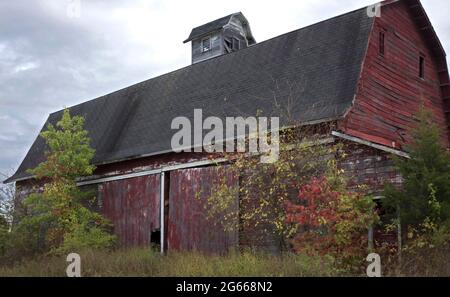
top-left (0, 248), bottom-right (339, 277)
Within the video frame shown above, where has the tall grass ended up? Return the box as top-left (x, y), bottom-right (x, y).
top-left (0, 248), bottom-right (339, 277)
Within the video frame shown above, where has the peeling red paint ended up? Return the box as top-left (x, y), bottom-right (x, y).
top-left (101, 175), bottom-right (161, 248)
top-left (167, 166), bottom-right (239, 254)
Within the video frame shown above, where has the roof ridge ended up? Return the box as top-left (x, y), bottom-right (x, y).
top-left (50, 5), bottom-right (372, 116)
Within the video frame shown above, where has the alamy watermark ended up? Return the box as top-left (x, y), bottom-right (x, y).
top-left (366, 253), bottom-right (382, 277)
top-left (66, 253), bottom-right (81, 277)
top-left (171, 109), bottom-right (280, 163)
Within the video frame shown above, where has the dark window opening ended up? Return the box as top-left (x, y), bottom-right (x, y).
top-left (202, 37), bottom-right (211, 52)
top-left (150, 230), bottom-right (161, 247)
top-left (232, 38), bottom-right (240, 51)
top-left (372, 198), bottom-right (398, 249)
top-left (419, 56), bottom-right (425, 79)
top-left (379, 31), bottom-right (385, 56)
top-left (224, 38), bottom-right (232, 53)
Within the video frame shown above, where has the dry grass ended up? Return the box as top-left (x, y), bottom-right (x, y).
top-left (0, 248), bottom-right (339, 277)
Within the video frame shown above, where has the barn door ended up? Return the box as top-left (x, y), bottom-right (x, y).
top-left (100, 174), bottom-right (161, 248)
top-left (167, 166), bottom-right (239, 254)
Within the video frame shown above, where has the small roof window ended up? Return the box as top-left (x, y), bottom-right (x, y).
top-left (202, 37), bottom-right (211, 52)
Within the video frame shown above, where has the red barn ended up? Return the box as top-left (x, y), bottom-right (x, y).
top-left (4, 0), bottom-right (449, 253)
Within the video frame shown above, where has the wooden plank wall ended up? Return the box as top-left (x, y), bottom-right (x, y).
top-left (167, 166), bottom-right (239, 254)
top-left (100, 174), bottom-right (161, 248)
top-left (340, 1), bottom-right (450, 149)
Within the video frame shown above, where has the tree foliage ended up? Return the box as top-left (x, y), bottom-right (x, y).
top-left (203, 126), bottom-right (377, 259)
top-left (285, 175), bottom-right (377, 268)
top-left (9, 109), bottom-right (116, 256)
top-left (202, 128), bottom-right (336, 248)
top-left (384, 109), bottom-right (450, 229)
top-left (0, 215), bottom-right (8, 256)
top-left (382, 108), bottom-right (450, 275)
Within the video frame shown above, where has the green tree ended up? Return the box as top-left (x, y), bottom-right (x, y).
top-left (0, 215), bottom-right (8, 256)
top-left (14, 109), bottom-right (116, 255)
top-left (384, 109), bottom-right (450, 228)
top-left (381, 109), bottom-right (450, 275)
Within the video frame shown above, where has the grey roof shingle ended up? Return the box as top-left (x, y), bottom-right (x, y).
top-left (5, 7), bottom-right (374, 183)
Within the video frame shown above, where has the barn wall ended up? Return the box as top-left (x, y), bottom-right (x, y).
top-left (12, 179), bottom-right (45, 226)
top-left (340, 1), bottom-right (450, 149)
top-left (13, 140), bottom-right (403, 252)
top-left (86, 152), bottom-right (210, 182)
top-left (167, 166), bottom-right (239, 254)
top-left (100, 174), bottom-right (161, 248)
top-left (340, 141), bottom-right (402, 196)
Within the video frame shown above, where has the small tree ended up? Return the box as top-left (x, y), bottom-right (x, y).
top-left (285, 173), bottom-right (377, 270)
top-left (384, 109), bottom-right (450, 229)
top-left (13, 109), bottom-right (116, 255)
top-left (383, 108), bottom-right (450, 275)
top-left (0, 215), bottom-right (8, 257)
top-left (0, 175), bottom-right (14, 258)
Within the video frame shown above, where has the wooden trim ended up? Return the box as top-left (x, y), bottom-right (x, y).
top-left (331, 131), bottom-right (410, 158)
top-left (160, 171), bottom-right (165, 254)
top-left (76, 158), bottom-right (228, 186)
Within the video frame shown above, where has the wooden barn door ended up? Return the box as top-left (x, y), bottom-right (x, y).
top-left (100, 174), bottom-right (161, 248)
top-left (167, 166), bottom-right (239, 254)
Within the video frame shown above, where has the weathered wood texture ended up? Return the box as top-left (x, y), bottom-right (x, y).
top-left (340, 1), bottom-right (450, 149)
top-left (192, 31), bottom-right (223, 64)
top-left (167, 166), bottom-right (239, 254)
top-left (340, 141), bottom-right (401, 196)
top-left (100, 174), bottom-right (161, 248)
top-left (15, 140), bottom-right (401, 252)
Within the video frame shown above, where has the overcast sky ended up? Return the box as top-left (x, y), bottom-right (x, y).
top-left (0, 0), bottom-right (449, 181)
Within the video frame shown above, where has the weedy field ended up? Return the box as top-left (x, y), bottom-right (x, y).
top-left (0, 248), bottom-right (339, 277)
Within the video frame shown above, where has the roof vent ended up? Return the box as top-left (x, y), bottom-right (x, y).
top-left (184, 12), bottom-right (256, 64)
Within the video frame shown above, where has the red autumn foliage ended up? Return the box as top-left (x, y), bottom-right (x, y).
top-left (285, 176), bottom-right (377, 265)
top-left (285, 177), bottom-right (340, 228)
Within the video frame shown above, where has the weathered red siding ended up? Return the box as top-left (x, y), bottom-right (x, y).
top-left (91, 152), bottom-right (210, 180)
top-left (340, 141), bottom-right (402, 195)
top-left (101, 175), bottom-right (161, 248)
top-left (340, 1), bottom-right (450, 149)
top-left (167, 166), bottom-right (239, 254)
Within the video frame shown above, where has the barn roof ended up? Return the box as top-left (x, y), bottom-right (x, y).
top-left (5, 6), bottom-right (374, 183)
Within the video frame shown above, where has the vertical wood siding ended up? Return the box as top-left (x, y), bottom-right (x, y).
top-left (167, 166), bottom-right (239, 254)
top-left (340, 1), bottom-right (450, 148)
top-left (101, 175), bottom-right (161, 248)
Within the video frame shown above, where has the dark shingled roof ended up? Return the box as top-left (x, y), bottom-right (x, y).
top-left (5, 7), bottom-right (374, 183)
top-left (184, 13), bottom-right (235, 43)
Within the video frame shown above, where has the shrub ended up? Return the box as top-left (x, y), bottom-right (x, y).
top-left (203, 126), bottom-right (342, 249)
top-left (285, 175), bottom-right (378, 271)
top-left (0, 216), bottom-right (9, 256)
top-left (384, 109), bottom-right (450, 228)
top-left (383, 108), bottom-right (450, 276)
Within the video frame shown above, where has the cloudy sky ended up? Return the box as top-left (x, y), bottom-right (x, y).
top-left (0, 0), bottom-right (449, 181)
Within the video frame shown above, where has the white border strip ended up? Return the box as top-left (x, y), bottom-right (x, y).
top-left (160, 171), bottom-right (165, 254)
top-left (77, 168), bottom-right (162, 186)
top-left (162, 158), bottom-right (227, 172)
top-left (331, 131), bottom-right (410, 158)
top-left (76, 158), bottom-right (228, 187)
